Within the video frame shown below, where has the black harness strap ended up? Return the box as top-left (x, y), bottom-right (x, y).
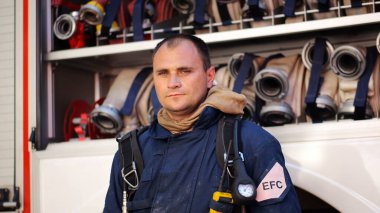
top-left (130, 130), bottom-right (144, 175)
top-left (216, 115), bottom-right (244, 187)
top-left (305, 37), bottom-right (327, 123)
top-left (117, 127), bottom-right (146, 195)
top-left (118, 115), bottom-right (246, 207)
top-left (354, 46), bottom-right (378, 120)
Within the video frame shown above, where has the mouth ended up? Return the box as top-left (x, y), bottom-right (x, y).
top-left (167, 93), bottom-right (184, 97)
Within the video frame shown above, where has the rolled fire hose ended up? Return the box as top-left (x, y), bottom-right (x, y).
top-left (242, 0), bottom-right (284, 28)
top-left (117, 0), bottom-right (132, 31)
top-left (305, 0), bottom-right (337, 20)
top-left (53, 12), bottom-right (95, 48)
top-left (91, 67), bottom-right (152, 134)
top-left (342, 0), bottom-right (372, 16)
top-left (171, 0), bottom-right (196, 14)
top-left (135, 76), bottom-right (155, 126)
top-left (254, 54), bottom-right (306, 126)
top-left (96, 21), bottom-right (123, 44)
top-left (302, 38), bottom-right (338, 122)
top-left (79, 0), bottom-right (108, 25)
top-left (192, 0), bottom-right (214, 34)
top-left (132, 0), bottom-right (148, 41)
top-left (154, 0), bottom-right (176, 24)
top-left (302, 38), bottom-right (334, 71)
top-left (121, 67), bottom-right (153, 133)
top-left (304, 70), bottom-right (339, 120)
top-left (332, 46), bottom-right (379, 119)
top-left (210, 0), bottom-right (242, 32)
top-left (80, 0), bottom-right (122, 44)
top-left (231, 53), bottom-right (263, 121)
top-left (215, 66), bottom-right (257, 121)
top-left (283, 0), bottom-right (306, 24)
top-left (228, 53), bottom-right (263, 79)
top-left (215, 53), bottom-right (265, 121)
top-left (53, 11), bottom-right (79, 40)
top-left (331, 45), bottom-right (367, 80)
top-left (371, 54), bottom-right (380, 117)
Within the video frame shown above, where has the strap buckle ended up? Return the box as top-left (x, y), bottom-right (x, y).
top-left (225, 152), bottom-right (244, 178)
top-left (121, 161), bottom-right (139, 190)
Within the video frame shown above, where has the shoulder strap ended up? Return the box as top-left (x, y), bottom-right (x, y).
top-left (117, 127), bottom-right (147, 191)
top-left (215, 115), bottom-right (257, 205)
top-left (216, 115), bottom-right (242, 171)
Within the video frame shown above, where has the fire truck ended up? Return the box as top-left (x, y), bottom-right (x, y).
top-left (1, 0), bottom-right (380, 212)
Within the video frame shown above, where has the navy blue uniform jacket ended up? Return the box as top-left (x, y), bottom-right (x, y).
top-left (104, 107), bottom-right (301, 212)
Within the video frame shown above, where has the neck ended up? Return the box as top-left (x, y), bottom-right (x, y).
top-left (166, 109), bottom-right (197, 122)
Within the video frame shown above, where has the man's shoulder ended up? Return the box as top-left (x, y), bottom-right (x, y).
top-left (239, 119), bottom-right (276, 138)
top-left (239, 119), bottom-right (281, 151)
top-left (136, 125), bottom-right (151, 142)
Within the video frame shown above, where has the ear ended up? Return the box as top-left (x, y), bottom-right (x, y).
top-left (206, 66), bottom-right (216, 89)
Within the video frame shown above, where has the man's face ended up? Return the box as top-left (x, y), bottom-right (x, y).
top-left (153, 40), bottom-right (215, 121)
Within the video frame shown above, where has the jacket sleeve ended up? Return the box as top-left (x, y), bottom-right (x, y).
top-left (103, 151), bottom-right (123, 213)
top-left (241, 124), bottom-right (301, 212)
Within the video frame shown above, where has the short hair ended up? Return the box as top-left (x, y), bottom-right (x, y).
top-left (152, 34), bottom-right (211, 71)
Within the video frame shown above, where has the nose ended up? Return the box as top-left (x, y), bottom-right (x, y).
top-left (168, 74), bottom-right (181, 88)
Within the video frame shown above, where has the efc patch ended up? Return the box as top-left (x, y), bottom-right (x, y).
top-left (256, 162), bottom-right (287, 202)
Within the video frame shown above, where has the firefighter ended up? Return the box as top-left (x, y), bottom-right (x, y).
top-left (104, 34), bottom-right (301, 212)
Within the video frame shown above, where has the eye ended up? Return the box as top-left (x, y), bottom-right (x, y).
top-left (156, 70), bottom-right (168, 76)
top-left (179, 69), bottom-right (192, 75)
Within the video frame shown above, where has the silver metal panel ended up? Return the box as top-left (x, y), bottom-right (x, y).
top-left (0, 0), bottom-right (15, 188)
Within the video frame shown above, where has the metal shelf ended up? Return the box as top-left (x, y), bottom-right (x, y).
top-left (46, 13), bottom-right (380, 69)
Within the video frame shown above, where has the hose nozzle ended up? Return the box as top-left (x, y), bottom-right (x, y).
top-left (331, 45), bottom-right (366, 80)
top-left (254, 68), bottom-right (289, 102)
top-left (53, 12), bottom-right (78, 40)
top-left (79, 0), bottom-right (107, 25)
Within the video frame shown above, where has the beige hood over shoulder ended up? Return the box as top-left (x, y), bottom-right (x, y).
top-left (157, 85), bottom-right (247, 134)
